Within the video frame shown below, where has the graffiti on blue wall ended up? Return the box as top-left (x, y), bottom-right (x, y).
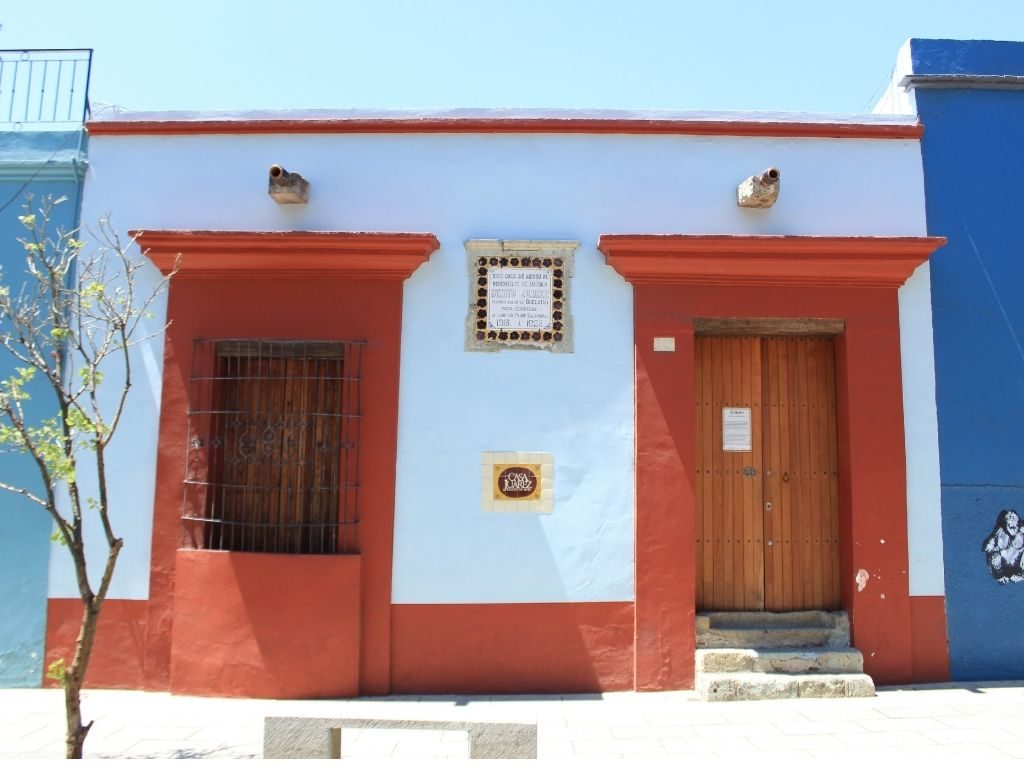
top-left (983, 509), bottom-right (1024, 584)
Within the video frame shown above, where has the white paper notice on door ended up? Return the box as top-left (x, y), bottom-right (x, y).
top-left (722, 407), bottom-right (752, 452)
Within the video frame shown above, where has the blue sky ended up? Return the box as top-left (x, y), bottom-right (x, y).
top-left (3, 0), bottom-right (1024, 114)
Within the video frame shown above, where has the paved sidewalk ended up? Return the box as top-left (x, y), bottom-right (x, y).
top-left (1, 682), bottom-right (1023, 760)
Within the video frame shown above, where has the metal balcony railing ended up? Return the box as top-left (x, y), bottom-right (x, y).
top-left (0, 49), bottom-right (92, 130)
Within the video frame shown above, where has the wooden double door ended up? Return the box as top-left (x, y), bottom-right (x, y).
top-left (695, 335), bottom-right (841, 612)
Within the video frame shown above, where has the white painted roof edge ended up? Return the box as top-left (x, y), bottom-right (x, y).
top-left (88, 103), bottom-right (919, 126)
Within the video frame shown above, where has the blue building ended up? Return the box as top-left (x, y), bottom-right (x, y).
top-left (0, 49), bottom-right (89, 687)
top-left (888, 39), bottom-right (1024, 680)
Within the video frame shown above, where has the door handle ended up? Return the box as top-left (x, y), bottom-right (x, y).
top-left (742, 466), bottom-right (757, 477)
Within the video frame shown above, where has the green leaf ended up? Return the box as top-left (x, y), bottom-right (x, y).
top-left (45, 658), bottom-right (68, 683)
top-left (78, 367), bottom-right (103, 389)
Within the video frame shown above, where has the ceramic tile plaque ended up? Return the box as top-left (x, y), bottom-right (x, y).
top-left (481, 452), bottom-right (553, 513)
top-left (465, 240), bottom-right (577, 353)
top-left (492, 464), bottom-right (543, 501)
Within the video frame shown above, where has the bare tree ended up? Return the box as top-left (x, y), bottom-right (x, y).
top-left (0, 197), bottom-right (173, 758)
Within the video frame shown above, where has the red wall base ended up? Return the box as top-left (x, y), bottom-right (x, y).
top-left (909, 595), bottom-right (950, 682)
top-left (45, 599), bottom-right (148, 690)
top-left (46, 594), bottom-right (944, 693)
top-left (169, 550), bottom-right (361, 698)
top-left (391, 602), bottom-right (635, 693)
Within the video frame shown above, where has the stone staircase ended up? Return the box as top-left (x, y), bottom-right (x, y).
top-left (695, 611), bottom-right (875, 701)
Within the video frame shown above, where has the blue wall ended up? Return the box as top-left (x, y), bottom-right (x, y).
top-left (0, 131), bottom-right (85, 687)
top-left (912, 38), bottom-right (1024, 680)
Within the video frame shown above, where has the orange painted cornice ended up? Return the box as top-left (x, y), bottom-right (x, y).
top-left (597, 235), bottom-right (946, 288)
top-left (89, 117), bottom-right (922, 140)
top-left (132, 230), bottom-right (440, 280)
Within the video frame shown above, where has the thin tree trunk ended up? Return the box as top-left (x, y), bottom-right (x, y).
top-left (63, 601), bottom-right (97, 759)
top-left (0, 201), bottom-right (172, 758)
top-left (63, 678), bottom-right (91, 759)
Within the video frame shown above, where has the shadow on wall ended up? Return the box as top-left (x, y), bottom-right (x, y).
top-left (44, 599), bottom-right (148, 690)
top-left (169, 551), bottom-right (362, 699)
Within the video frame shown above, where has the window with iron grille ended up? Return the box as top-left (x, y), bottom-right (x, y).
top-left (182, 339), bottom-right (363, 555)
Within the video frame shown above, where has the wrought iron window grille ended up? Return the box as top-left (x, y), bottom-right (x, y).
top-left (182, 339), bottom-right (363, 555)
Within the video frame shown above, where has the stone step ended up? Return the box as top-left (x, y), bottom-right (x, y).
top-left (696, 647), bottom-right (864, 674)
top-left (696, 672), bottom-right (876, 702)
top-left (697, 610), bottom-right (845, 630)
top-left (696, 611), bottom-right (850, 648)
top-left (697, 626), bottom-right (844, 649)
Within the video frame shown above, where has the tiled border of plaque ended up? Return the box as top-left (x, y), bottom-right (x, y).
top-left (481, 451), bottom-right (554, 513)
top-left (465, 239), bottom-right (577, 353)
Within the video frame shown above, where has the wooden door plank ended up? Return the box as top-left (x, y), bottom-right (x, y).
top-left (816, 339), bottom-right (832, 607)
top-left (816, 340), bottom-right (834, 607)
top-left (725, 338), bottom-right (739, 608)
top-left (702, 336), bottom-right (714, 608)
top-left (808, 340), bottom-right (822, 607)
top-left (311, 359), bottom-right (328, 552)
top-left (340, 351), bottom-right (357, 553)
top-left (768, 336), bottom-right (843, 612)
top-left (797, 339), bottom-right (815, 610)
top-left (739, 336), bottom-right (763, 610)
top-left (805, 340), bottom-right (822, 608)
top-left (711, 337), bottom-right (726, 610)
top-left (825, 341), bottom-right (841, 608)
top-left (280, 358), bottom-right (297, 553)
top-left (750, 338), bottom-right (765, 610)
top-left (772, 339), bottom-right (787, 611)
top-left (697, 335), bottom-right (767, 611)
top-left (793, 338), bottom-right (808, 610)
top-left (725, 337), bottom-right (740, 610)
top-left (778, 342), bottom-right (794, 610)
top-left (765, 339), bottom-right (778, 610)
top-left (740, 338), bottom-right (753, 610)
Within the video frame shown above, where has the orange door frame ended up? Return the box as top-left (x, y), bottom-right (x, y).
top-left (598, 234), bottom-right (945, 690)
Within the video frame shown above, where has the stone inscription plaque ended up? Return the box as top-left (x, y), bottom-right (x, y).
top-left (487, 269), bottom-right (552, 331)
top-left (465, 240), bottom-right (577, 353)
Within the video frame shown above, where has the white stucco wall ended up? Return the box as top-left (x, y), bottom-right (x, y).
top-left (53, 119), bottom-right (941, 604)
top-left (899, 263), bottom-right (946, 596)
top-left (872, 55), bottom-right (947, 596)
